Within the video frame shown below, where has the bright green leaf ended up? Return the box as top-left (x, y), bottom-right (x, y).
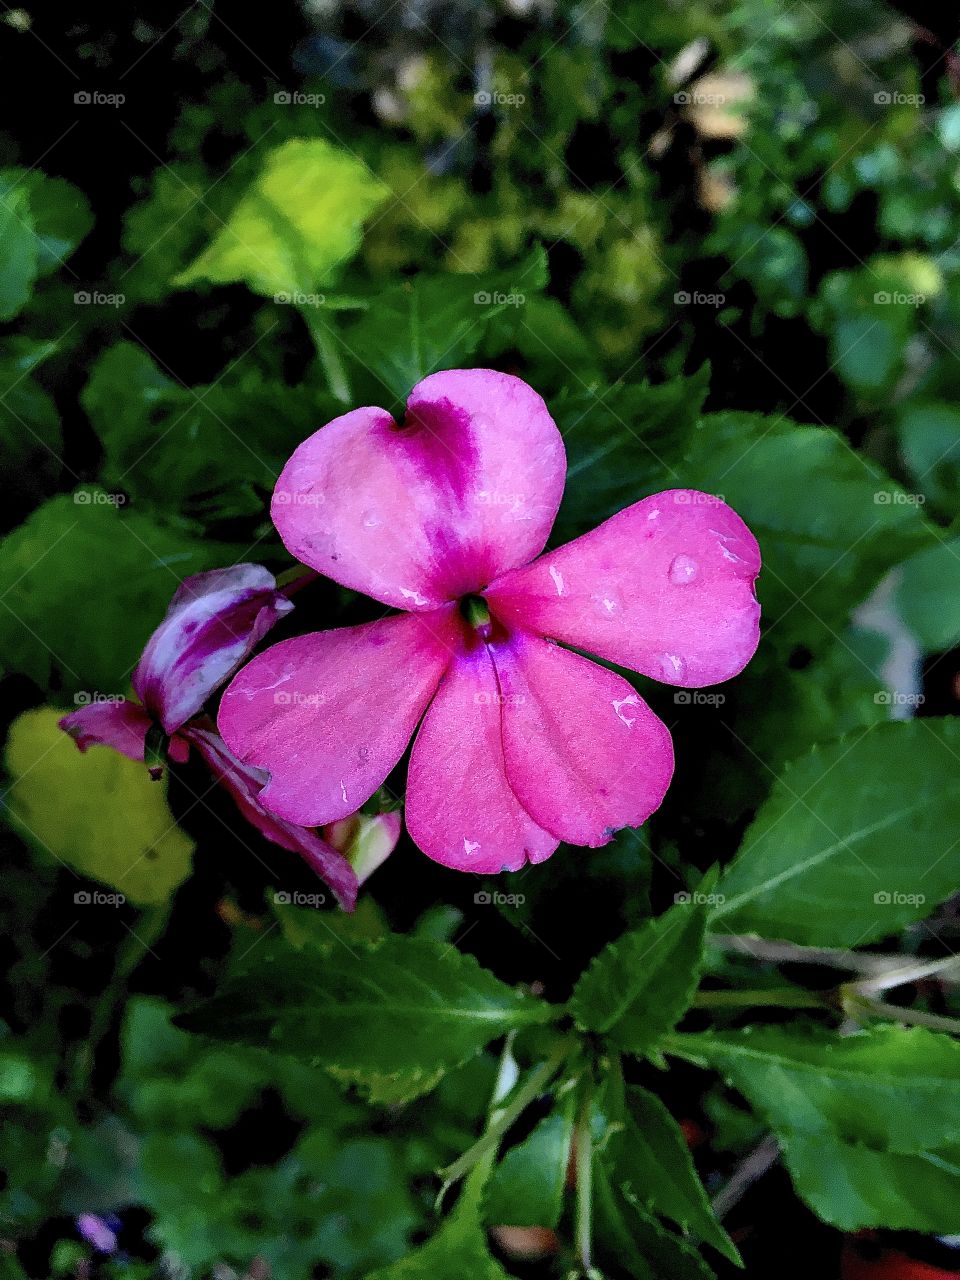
top-left (174, 138), bottom-right (389, 296)
top-left (484, 1095), bottom-right (575, 1228)
top-left (715, 719), bottom-right (960, 945)
top-left (4, 707), bottom-right (193, 906)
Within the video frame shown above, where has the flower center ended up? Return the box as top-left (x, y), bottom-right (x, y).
top-left (460, 594), bottom-right (493, 639)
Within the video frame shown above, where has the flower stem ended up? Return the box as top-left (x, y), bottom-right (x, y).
top-left (574, 1080), bottom-right (594, 1275)
top-left (693, 987), bottom-right (826, 1010)
top-left (302, 307), bottom-right (351, 404)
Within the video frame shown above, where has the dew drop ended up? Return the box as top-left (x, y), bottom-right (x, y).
top-left (660, 652), bottom-right (686, 680)
top-left (362, 510), bottom-right (382, 528)
top-left (668, 554), bottom-right (699, 584)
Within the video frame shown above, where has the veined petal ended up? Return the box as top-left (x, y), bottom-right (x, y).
top-left (218, 608), bottom-right (461, 826)
top-left (59, 698), bottom-right (153, 762)
top-left (271, 368), bottom-right (566, 611)
top-left (187, 727), bottom-right (358, 910)
top-left (405, 640), bottom-right (558, 873)
top-left (133, 564), bottom-right (294, 734)
top-left (491, 633), bottom-right (674, 846)
top-left (486, 491), bottom-right (761, 688)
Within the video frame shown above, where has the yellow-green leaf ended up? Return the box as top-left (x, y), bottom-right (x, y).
top-left (173, 138), bottom-right (389, 296)
top-left (4, 707), bottom-right (193, 906)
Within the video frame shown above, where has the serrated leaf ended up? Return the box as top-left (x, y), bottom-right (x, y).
top-left (4, 708), bottom-right (193, 906)
top-left (684, 411), bottom-right (933, 652)
top-left (664, 1024), bottom-right (960, 1153)
top-left (174, 138), bottom-right (389, 296)
top-left (715, 719), bottom-right (960, 945)
top-left (484, 1095), bottom-right (575, 1228)
top-left (595, 1164), bottom-right (717, 1280)
top-left (341, 247), bottom-right (548, 406)
top-left (551, 367), bottom-right (711, 544)
top-left (613, 1088), bottom-right (740, 1265)
top-left (0, 491), bottom-right (238, 696)
top-left (177, 934), bottom-right (554, 1102)
top-left (569, 892), bottom-right (709, 1055)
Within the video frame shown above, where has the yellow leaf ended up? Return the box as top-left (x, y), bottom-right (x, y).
top-left (5, 707), bottom-right (193, 906)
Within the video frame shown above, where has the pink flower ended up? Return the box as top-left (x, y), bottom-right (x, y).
top-left (219, 368), bottom-right (761, 874)
top-left (58, 564), bottom-right (383, 909)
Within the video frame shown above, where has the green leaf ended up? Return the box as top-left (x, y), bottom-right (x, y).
top-left (715, 719), bottom-right (960, 945)
top-left (174, 138), bottom-right (389, 296)
top-left (4, 708), bottom-right (193, 906)
top-left (177, 934), bottom-right (554, 1103)
top-left (484, 1095), bottom-right (575, 1228)
top-left (594, 1165), bottom-right (717, 1280)
top-left (0, 169), bottom-right (92, 320)
top-left (365, 1173), bottom-right (510, 1280)
top-left (896, 401), bottom-right (960, 513)
top-left (780, 1131), bottom-right (960, 1233)
top-left (81, 341), bottom-right (336, 523)
top-left (664, 1025), bottom-right (960, 1152)
top-left (895, 538), bottom-right (960, 651)
top-left (683, 411), bottom-right (932, 652)
top-left (569, 890), bottom-right (710, 1055)
top-left (0, 339), bottom-right (63, 524)
top-left (550, 366), bottom-right (711, 544)
top-left (341, 247), bottom-right (548, 406)
top-left (0, 491), bottom-right (238, 696)
top-left (612, 1088), bottom-right (740, 1265)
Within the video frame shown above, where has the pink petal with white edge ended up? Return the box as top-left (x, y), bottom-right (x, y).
top-left (271, 369), bottom-right (566, 611)
top-left (59, 698), bottom-right (153, 762)
top-left (485, 491), bottom-right (761, 688)
top-left (491, 633), bottom-right (674, 846)
top-left (405, 640), bottom-right (558, 873)
top-left (218, 608), bottom-right (461, 827)
top-left (133, 564), bottom-right (294, 734)
top-left (186, 727), bottom-right (359, 910)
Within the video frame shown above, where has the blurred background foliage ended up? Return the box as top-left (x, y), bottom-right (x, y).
top-left (4, 0), bottom-right (960, 1276)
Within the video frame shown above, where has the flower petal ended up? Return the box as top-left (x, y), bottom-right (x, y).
top-left (218, 608), bottom-right (460, 826)
top-left (323, 811), bottom-right (402, 885)
top-left (271, 369), bottom-right (566, 611)
top-left (133, 564), bottom-right (294, 734)
top-left (187, 727), bottom-right (359, 910)
top-left (405, 640), bottom-right (558, 873)
top-left (491, 633), bottom-right (674, 845)
top-left (486, 491), bottom-right (761, 687)
top-left (59, 698), bottom-right (153, 762)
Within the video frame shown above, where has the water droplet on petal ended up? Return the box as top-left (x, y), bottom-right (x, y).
top-left (549, 565), bottom-right (566, 596)
top-left (362, 510), bottom-right (381, 528)
top-left (660, 652), bottom-right (686, 680)
top-left (669, 554), bottom-right (699, 584)
top-left (463, 838), bottom-right (480, 856)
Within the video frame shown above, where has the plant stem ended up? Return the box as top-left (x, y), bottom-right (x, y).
top-left (574, 1081), bottom-right (594, 1275)
top-left (693, 987), bottom-right (826, 1010)
top-left (439, 1040), bottom-right (571, 1189)
top-left (711, 1135), bottom-right (780, 1221)
top-left (844, 994), bottom-right (960, 1035)
top-left (302, 307), bottom-right (351, 403)
top-left (708, 933), bottom-right (907, 975)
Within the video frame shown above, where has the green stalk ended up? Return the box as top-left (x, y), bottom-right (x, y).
top-left (302, 306), bottom-right (351, 404)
